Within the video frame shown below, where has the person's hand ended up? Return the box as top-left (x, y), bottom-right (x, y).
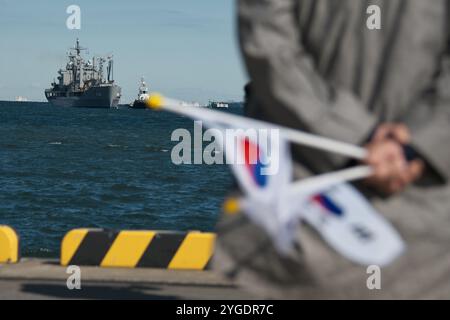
top-left (372, 123), bottom-right (411, 144)
top-left (364, 139), bottom-right (408, 194)
top-left (363, 124), bottom-right (424, 195)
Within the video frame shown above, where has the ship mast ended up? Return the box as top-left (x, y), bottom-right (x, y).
top-left (73, 38), bottom-right (86, 56)
top-left (69, 38), bottom-right (87, 91)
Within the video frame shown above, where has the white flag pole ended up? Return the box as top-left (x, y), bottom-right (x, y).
top-left (288, 165), bottom-right (373, 197)
top-left (223, 165), bottom-right (373, 217)
top-left (146, 94), bottom-right (368, 160)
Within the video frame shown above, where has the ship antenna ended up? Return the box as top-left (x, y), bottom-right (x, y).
top-left (73, 38), bottom-right (87, 56)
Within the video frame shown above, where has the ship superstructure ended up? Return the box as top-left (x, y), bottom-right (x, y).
top-left (45, 39), bottom-right (121, 108)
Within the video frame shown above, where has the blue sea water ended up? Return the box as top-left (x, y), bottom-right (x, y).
top-left (0, 101), bottom-right (240, 257)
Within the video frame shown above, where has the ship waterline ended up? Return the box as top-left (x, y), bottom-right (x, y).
top-left (45, 84), bottom-right (121, 108)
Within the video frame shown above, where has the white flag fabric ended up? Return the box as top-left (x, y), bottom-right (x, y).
top-left (298, 184), bottom-right (405, 266)
top-left (211, 125), bottom-right (299, 254)
top-left (223, 129), bottom-right (292, 201)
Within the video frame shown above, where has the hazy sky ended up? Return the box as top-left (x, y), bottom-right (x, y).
top-left (0, 0), bottom-right (247, 103)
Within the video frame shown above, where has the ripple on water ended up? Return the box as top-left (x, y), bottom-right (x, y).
top-left (0, 102), bottom-right (241, 257)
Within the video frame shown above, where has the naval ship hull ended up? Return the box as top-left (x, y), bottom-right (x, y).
top-left (45, 85), bottom-right (121, 108)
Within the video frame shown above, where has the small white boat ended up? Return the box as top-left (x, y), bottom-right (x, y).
top-left (208, 100), bottom-right (229, 108)
top-left (129, 77), bottom-right (150, 109)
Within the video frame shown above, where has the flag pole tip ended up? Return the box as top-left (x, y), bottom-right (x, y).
top-left (146, 93), bottom-right (164, 110)
top-left (223, 198), bottom-right (240, 215)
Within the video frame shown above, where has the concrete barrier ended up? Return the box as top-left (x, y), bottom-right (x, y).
top-left (61, 229), bottom-right (216, 270)
top-left (0, 225), bottom-right (20, 264)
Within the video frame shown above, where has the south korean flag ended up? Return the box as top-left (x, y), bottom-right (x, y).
top-left (297, 183), bottom-right (405, 267)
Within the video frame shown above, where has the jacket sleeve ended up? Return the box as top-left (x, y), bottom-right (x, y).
top-left (238, 0), bottom-right (377, 171)
top-left (407, 59), bottom-right (450, 183)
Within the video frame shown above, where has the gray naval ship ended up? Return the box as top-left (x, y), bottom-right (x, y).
top-left (45, 39), bottom-right (121, 108)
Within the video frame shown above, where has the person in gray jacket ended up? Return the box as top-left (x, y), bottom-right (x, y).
top-left (213, 0), bottom-right (450, 299)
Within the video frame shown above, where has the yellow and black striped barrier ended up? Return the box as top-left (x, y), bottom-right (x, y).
top-left (61, 229), bottom-right (216, 270)
top-left (0, 225), bottom-right (20, 264)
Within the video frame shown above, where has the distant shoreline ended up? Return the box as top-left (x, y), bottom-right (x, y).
top-left (0, 100), bottom-right (48, 104)
top-left (0, 100), bottom-right (243, 108)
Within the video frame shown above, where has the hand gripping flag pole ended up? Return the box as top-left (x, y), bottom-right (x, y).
top-left (146, 94), bottom-right (405, 267)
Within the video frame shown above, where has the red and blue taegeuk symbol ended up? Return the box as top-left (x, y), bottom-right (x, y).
top-left (312, 194), bottom-right (343, 217)
top-left (241, 138), bottom-right (267, 187)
